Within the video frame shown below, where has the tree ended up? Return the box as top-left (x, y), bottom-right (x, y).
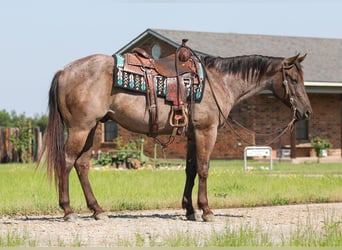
top-left (0, 109), bottom-right (12, 127)
top-left (0, 109), bottom-right (48, 132)
top-left (32, 113), bottom-right (48, 133)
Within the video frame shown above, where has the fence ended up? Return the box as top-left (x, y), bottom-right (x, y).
top-left (0, 127), bottom-right (42, 163)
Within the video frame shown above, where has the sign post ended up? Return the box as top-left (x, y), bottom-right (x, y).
top-left (244, 146), bottom-right (273, 170)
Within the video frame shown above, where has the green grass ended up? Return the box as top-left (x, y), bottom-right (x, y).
top-left (0, 160), bottom-right (341, 216)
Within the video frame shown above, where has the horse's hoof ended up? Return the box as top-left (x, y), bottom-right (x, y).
top-left (186, 213), bottom-right (201, 221)
top-left (186, 213), bottom-right (197, 221)
top-left (202, 213), bottom-right (215, 222)
top-left (63, 213), bottom-right (78, 221)
top-left (94, 212), bottom-right (108, 221)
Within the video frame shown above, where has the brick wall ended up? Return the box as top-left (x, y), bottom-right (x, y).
top-left (308, 94), bottom-right (341, 149)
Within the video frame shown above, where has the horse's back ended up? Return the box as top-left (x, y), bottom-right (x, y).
top-left (62, 54), bottom-right (114, 77)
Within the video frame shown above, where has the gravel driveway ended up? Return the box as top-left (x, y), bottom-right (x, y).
top-left (1, 203), bottom-right (341, 246)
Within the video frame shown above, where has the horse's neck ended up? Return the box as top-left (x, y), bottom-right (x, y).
top-left (205, 68), bottom-right (270, 106)
top-left (234, 79), bottom-right (269, 104)
top-left (203, 55), bottom-right (280, 105)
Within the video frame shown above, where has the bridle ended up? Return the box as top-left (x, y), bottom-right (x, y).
top-left (208, 62), bottom-right (298, 146)
top-left (281, 63), bottom-right (298, 122)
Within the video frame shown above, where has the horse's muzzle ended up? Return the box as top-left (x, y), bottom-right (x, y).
top-left (304, 109), bottom-right (312, 119)
top-left (296, 108), bottom-right (312, 120)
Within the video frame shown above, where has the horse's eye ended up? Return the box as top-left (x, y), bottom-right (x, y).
top-left (290, 78), bottom-right (298, 84)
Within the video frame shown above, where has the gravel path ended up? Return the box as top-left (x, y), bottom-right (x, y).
top-left (1, 203), bottom-right (341, 246)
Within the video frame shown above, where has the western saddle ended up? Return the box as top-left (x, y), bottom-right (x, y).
top-left (121, 39), bottom-right (203, 138)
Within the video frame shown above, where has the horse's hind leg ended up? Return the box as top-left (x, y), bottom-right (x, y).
top-left (60, 125), bottom-right (103, 220)
top-left (58, 155), bottom-right (75, 221)
top-left (75, 152), bottom-right (106, 220)
top-left (74, 125), bottom-right (106, 220)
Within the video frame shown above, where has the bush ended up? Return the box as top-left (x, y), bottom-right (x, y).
top-left (92, 138), bottom-right (148, 169)
top-left (311, 136), bottom-right (332, 158)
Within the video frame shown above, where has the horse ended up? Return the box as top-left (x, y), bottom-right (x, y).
top-left (40, 51), bottom-right (312, 221)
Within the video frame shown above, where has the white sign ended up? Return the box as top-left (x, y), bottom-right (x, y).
top-left (246, 148), bottom-right (270, 157)
top-left (244, 146), bottom-right (273, 170)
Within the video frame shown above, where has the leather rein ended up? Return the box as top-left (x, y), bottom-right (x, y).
top-left (207, 62), bottom-right (297, 146)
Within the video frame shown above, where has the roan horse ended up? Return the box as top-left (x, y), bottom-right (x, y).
top-left (40, 50), bottom-right (312, 221)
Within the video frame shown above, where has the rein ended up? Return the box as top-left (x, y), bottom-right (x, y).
top-left (207, 62), bottom-right (297, 146)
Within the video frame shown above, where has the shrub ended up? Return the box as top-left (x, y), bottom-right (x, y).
top-left (311, 136), bottom-right (332, 158)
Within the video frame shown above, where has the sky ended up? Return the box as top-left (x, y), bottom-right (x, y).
top-left (0, 0), bottom-right (341, 117)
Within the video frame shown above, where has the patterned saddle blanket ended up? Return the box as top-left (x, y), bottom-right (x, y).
top-left (113, 53), bottom-right (205, 102)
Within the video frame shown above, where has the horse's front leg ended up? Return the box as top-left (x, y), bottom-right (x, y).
top-left (182, 131), bottom-right (198, 220)
top-left (195, 126), bottom-right (217, 222)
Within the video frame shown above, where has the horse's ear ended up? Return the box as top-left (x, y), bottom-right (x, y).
top-left (297, 53), bottom-right (307, 63)
top-left (284, 53), bottom-right (300, 65)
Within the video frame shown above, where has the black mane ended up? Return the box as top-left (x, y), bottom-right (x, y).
top-left (203, 55), bottom-right (283, 82)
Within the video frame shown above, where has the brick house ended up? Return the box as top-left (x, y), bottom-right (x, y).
top-left (99, 29), bottom-right (342, 160)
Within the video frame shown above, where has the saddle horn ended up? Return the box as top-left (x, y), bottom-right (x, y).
top-left (178, 38), bottom-right (191, 62)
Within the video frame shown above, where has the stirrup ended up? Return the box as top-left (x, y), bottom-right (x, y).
top-left (169, 105), bottom-right (188, 128)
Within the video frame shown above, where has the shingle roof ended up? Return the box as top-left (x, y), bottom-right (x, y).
top-left (130, 29), bottom-right (342, 83)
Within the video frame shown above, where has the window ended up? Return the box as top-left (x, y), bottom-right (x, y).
top-left (104, 120), bottom-right (118, 142)
top-left (296, 120), bottom-right (308, 140)
top-left (152, 44), bottom-right (161, 59)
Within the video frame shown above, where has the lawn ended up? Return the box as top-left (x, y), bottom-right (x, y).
top-left (0, 160), bottom-right (341, 216)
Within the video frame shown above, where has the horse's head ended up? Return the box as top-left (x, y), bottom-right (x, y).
top-left (271, 53), bottom-right (312, 120)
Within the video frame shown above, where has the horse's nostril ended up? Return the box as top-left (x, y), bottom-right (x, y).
top-left (305, 110), bottom-right (312, 119)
